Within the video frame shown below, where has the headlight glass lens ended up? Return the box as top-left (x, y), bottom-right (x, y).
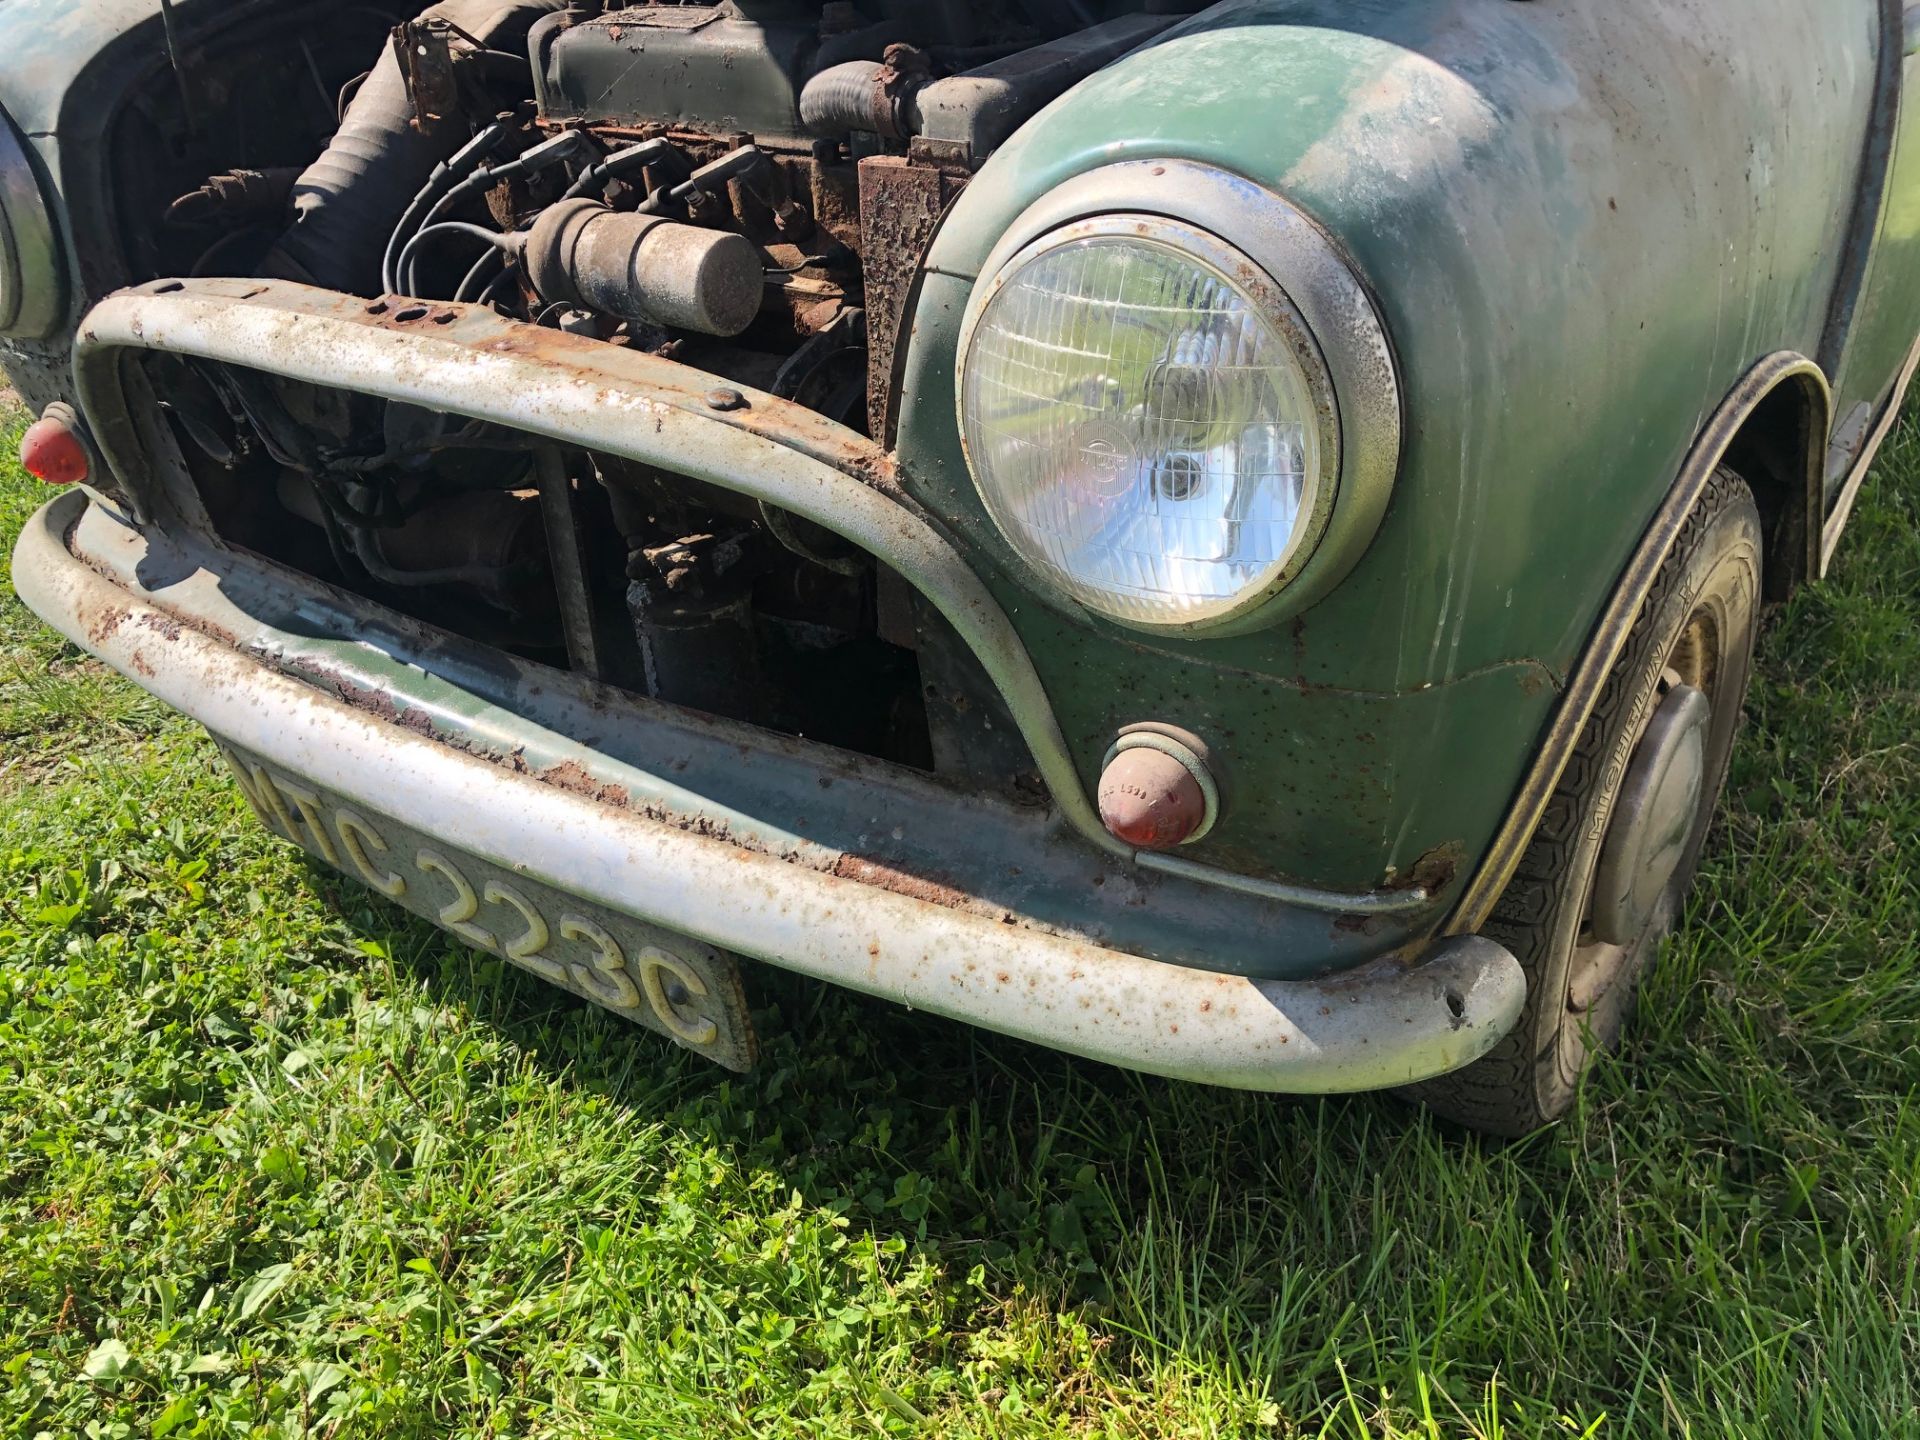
top-left (959, 228), bottom-right (1330, 628)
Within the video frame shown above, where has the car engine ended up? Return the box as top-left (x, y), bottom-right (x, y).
top-left (120, 0), bottom-right (1199, 778)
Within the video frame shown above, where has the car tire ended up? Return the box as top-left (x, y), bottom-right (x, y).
top-left (1413, 468), bottom-right (1762, 1137)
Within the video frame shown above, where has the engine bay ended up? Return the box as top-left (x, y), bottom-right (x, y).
top-left (119, 0), bottom-right (1199, 786)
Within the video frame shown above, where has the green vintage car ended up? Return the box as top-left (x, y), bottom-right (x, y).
top-left (2, 0), bottom-right (1912, 1133)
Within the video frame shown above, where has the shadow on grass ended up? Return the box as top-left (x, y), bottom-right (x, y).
top-left (312, 778), bottom-right (1913, 1434)
top-left (298, 423), bottom-right (1920, 1430)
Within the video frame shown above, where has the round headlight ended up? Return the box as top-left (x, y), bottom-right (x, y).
top-left (958, 217), bottom-right (1336, 630)
top-left (954, 163), bottom-right (1401, 638)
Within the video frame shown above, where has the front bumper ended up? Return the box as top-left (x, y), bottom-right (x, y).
top-left (16, 488), bottom-right (1525, 1091)
top-left (13, 277), bottom-right (1529, 1091)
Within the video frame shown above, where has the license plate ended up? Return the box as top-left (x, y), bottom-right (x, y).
top-left (213, 741), bottom-right (756, 1071)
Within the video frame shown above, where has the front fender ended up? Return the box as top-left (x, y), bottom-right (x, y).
top-left (889, 0), bottom-right (1874, 892)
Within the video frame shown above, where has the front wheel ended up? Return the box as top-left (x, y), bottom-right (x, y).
top-left (1415, 469), bottom-right (1763, 1136)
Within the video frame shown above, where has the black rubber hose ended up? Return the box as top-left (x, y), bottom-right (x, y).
top-left (799, 61), bottom-right (921, 140)
top-left (258, 0), bottom-right (563, 295)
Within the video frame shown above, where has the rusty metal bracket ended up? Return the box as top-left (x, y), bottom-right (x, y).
top-left (394, 19), bottom-right (461, 129)
top-left (858, 155), bottom-right (968, 442)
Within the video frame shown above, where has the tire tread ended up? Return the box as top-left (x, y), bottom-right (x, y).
top-left (1413, 470), bottom-right (1757, 1135)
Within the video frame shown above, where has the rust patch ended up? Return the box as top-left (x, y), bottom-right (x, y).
top-left (830, 852), bottom-right (972, 909)
top-left (328, 675), bottom-right (437, 739)
top-left (68, 537), bottom-right (256, 650)
top-left (831, 444), bottom-right (907, 500)
top-left (537, 758), bottom-right (632, 808)
top-left (1393, 841), bottom-right (1464, 896)
top-left (856, 154), bottom-right (969, 440)
top-left (634, 802), bottom-right (737, 844)
top-left (441, 302), bottom-right (903, 497)
top-left (174, 606), bottom-right (241, 649)
top-left (85, 603), bottom-right (132, 648)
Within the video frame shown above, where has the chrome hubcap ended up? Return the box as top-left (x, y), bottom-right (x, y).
top-left (1568, 598), bottom-right (1726, 1019)
top-left (1589, 682), bottom-right (1712, 947)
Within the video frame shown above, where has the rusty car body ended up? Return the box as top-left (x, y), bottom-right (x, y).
top-left (3, 0), bottom-right (1914, 1132)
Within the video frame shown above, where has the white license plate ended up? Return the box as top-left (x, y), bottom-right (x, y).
top-left (215, 742), bottom-right (756, 1071)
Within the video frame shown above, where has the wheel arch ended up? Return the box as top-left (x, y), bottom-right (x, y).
top-left (1720, 362), bottom-right (1833, 601)
top-left (1445, 351), bottom-right (1828, 938)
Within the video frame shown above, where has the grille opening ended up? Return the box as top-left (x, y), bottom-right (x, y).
top-left (146, 356), bottom-right (1033, 790)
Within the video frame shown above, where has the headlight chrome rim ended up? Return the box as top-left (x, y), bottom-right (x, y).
top-left (957, 215), bottom-right (1341, 630)
top-left (954, 160), bottom-right (1401, 638)
top-left (0, 110), bottom-right (66, 340)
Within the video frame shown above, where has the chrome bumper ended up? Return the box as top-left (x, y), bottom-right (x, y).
top-left (71, 277), bottom-right (1439, 918)
top-left (15, 488), bottom-right (1527, 1093)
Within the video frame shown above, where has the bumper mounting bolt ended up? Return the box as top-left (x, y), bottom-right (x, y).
top-left (705, 387), bottom-right (747, 412)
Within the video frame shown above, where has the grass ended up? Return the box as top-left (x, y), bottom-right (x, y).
top-left (0, 396), bottom-right (1916, 1440)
